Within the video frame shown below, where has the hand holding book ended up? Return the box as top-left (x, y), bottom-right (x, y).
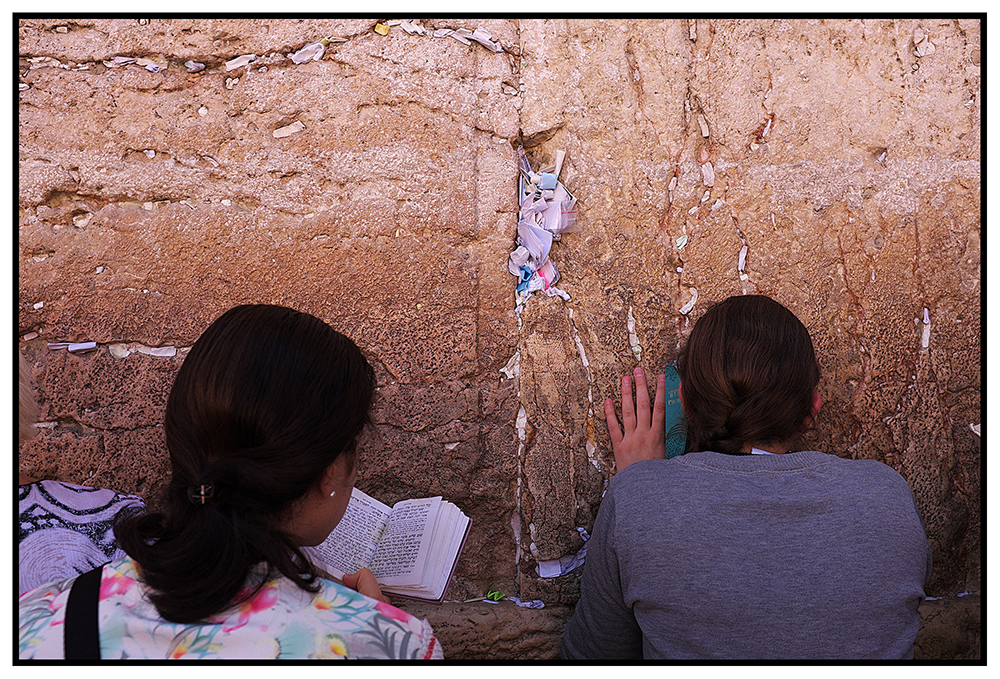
top-left (306, 487), bottom-right (471, 603)
top-left (342, 568), bottom-right (390, 604)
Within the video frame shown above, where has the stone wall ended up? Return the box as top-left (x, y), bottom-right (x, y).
top-left (18, 18), bottom-right (980, 659)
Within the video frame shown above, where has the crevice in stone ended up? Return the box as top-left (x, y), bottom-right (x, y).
top-left (509, 19), bottom-right (527, 599)
top-left (520, 123), bottom-right (565, 150)
top-left (565, 304), bottom-right (600, 478)
top-left (836, 229), bottom-right (870, 453)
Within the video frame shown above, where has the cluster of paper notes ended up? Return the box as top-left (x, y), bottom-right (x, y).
top-left (509, 147), bottom-right (579, 306)
top-left (430, 27), bottom-right (503, 52)
top-left (381, 20), bottom-right (504, 52)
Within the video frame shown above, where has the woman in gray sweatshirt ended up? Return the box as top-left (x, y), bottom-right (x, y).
top-left (562, 294), bottom-right (931, 660)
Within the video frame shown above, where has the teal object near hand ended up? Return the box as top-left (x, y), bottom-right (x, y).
top-left (664, 364), bottom-right (687, 459)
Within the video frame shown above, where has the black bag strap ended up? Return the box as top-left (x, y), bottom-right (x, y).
top-left (64, 565), bottom-right (105, 660)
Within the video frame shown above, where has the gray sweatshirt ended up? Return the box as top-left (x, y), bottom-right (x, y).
top-left (562, 451), bottom-right (931, 659)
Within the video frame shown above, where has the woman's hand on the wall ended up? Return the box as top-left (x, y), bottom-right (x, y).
top-left (605, 367), bottom-right (666, 472)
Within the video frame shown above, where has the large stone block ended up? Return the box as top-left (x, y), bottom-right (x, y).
top-left (394, 594), bottom-right (980, 660)
top-left (396, 601), bottom-right (572, 659)
top-left (915, 595), bottom-right (981, 660)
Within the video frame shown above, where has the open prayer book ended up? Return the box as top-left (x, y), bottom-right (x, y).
top-left (307, 488), bottom-right (471, 604)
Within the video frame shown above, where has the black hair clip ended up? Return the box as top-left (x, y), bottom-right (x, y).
top-left (187, 483), bottom-right (214, 505)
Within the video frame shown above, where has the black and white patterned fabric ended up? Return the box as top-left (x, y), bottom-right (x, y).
top-left (18, 480), bottom-right (145, 595)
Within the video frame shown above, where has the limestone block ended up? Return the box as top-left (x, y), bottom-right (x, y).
top-left (395, 601), bottom-right (572, 659)
top-left (915, 595), bottom-right (981, 660)
top-left (361, 379), bottom-right (520, 599)
top-left (26, 343), bottom-right (178, 429)
top-left (19, 425), bottom-right (169, 505)
top-left (393, 595), bottom-right (981, 660)
top-left (19, 429), bottom-right (104, 489)
top-left (518, 299), bottom-right (602, 562)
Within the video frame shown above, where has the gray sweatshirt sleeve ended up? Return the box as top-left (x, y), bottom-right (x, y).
top-left (561, 486), bottom-right (643, 659)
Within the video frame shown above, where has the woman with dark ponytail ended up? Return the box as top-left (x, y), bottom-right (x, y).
top-left (563, 295), bottom-right (931, 659)
top-left (19, 305), bottom-right (442, 659)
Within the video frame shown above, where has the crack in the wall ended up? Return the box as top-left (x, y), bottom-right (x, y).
top-left (23, 338), bottom-right (192, 359)
top-left (508, 21), bottom-right (527, 597)
top-left (21, 30), bottom-right (519, 145)
top-left (35, 419), bottom-right (164, 435)
top-left (626, 305), bottom-right (641, 362)
top-left (835, 229), bottom-right (872, 452)
top-left (512, 399), bottom-right (526, 594)
top-left (906, 214), bottom-right (952, 433)
top-left (908, 213), bottom-right (955, 449)
top-left (18, 24), bottom-right (371, 81)
top-left (28, 190), bottom-right (259, 216)
top-left (520, 124), bottom-right (565, 149)
top-left (730, 213), bottom-right (754, 295)
top-left (506, 297), bottom-right (598, 581)
top-left (623, 34), bottom-right (668, 157)
top-left (567, 305), bottom-right (599, 475)
top-left (663, 151), bottom-right (687, 349)
top-left (20, 19), bottom-right (512, 93)
top-left (505, 20), bottom-right (606, 589)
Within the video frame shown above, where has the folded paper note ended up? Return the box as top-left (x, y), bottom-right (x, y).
top-left (433, 27), bottom-right (503, 52)
top-left (537, 527), bottom-right (589, 578)
top-left (225, 54), bottom-right (256, 71)
top-left (47, 341), bottom-right (98, 354)
top-left (290, 40), bottom-right (327, 64)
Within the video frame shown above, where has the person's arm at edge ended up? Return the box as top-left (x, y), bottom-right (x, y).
top-left (561, 483), bottom-right (643, 659)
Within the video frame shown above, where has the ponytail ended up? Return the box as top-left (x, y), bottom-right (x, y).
top-left (115, 305), bottom-right (375, 623)
top-left (116, 461), bottom-right (324, 623)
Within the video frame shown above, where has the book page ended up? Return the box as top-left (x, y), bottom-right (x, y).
top-left (413, 501), bottom-right (455, 597)
top-left (369, 496), bottom-right (441, 586)
top-left (389, 501), bottom-right (471, 600)
top-left (431, 503), bottom-right (470, 595)
top-left (306, 487), bottom-right (391, 579)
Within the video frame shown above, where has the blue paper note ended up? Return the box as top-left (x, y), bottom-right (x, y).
top-left (664, 364), bottom-right (687, 459)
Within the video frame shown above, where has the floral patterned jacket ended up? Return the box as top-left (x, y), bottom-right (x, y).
top-left (18, 557), bottom-right (442, 659)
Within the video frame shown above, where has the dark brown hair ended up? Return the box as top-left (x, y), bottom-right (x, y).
top-left (116, 305), bottom-right (376, 623)
top-left (676, 295), bottom-right (819, 455)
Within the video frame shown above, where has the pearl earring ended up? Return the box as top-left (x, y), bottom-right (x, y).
top-left (329, 489), bottom-right (337, 498)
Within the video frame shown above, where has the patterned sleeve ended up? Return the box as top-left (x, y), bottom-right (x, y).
top-left (18, 578), bottom-right (74, 659)
top-left (417, 618), bottom-right (444, 659)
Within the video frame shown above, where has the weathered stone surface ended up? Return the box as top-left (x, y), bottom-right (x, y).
top-left (396, 601), bottom-right (571, 659)
top-left (19, 18), bottom-right (979, 659)
top-left (391, 595), bottom-right (980, 660)
top-left (29, 344), bottom-right (178, 429)
top-left (514, 18), bottom-right (979, 604)
top-left (20, 429), bottom-right (104, 488)
top-left (19, 421), bottom-right (170, 505)
top-left (19, 16), bottom-right (522, 608)
top-left (519, 302), bottom-right (602, 561)
top-left (914, 595), bottom-right (981, 660)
